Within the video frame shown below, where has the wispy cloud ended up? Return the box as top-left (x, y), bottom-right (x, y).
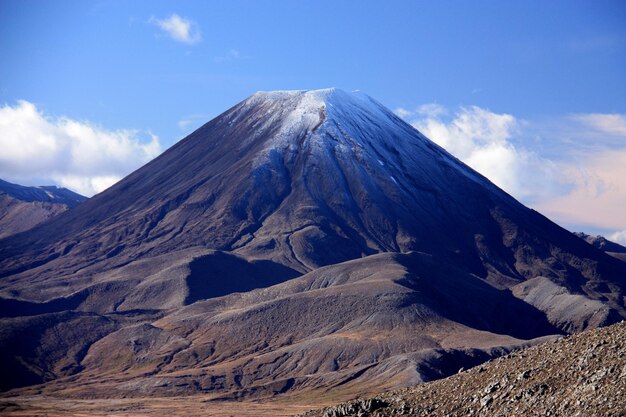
top-left (393, 107), bottom-right (412, 119)
top-left (0, 100), bottom-right (161, 196)
top-left (214, 49), bottom-right (250, 63)
top-left (149, 14), bottom-right (201, 44)
top-left (568, 35), bottom-right (626, 53)
top-left (177, 114), bottom-right (211, 132)
top-left (535, 149), bottom-right (626, 232)
top-left (416, 103), bottom-right (447, 118)
top-left (395, 104), bottom-right (446, 120)
top-left (571, 113), bottom-right (626, 136)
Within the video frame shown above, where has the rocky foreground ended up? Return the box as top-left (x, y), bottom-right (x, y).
top-left (301, 321), bottom-right (626, 417)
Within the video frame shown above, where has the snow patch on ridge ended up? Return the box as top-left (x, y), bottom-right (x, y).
top-left (248, 88), bottom-right (399, 159)
top-left (244, 89), bottom-right (334, 165)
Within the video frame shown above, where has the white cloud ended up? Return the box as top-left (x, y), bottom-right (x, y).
top-left (401, 104), bottom-right (560, 202)
top-left (149, 14), bottom-right (201, 44)
top-left (534, 149), bottom-right (626, 231)
top-left (609, 230), bottom-right (626, 246)
top-left (416, 103), bottom-right (447, 118)
top-left (0, 100), bottom-right (161, 196)
top-left (393, 107), bottom-right (412, 119)
top-left (178, 119), bottom-right (193, 130)
top-left (177, 113), bottom-right (210, 132)
top-left (571, 113), bottom-right (626, 136)
top-left (394, 104), bottom-right (446, 120)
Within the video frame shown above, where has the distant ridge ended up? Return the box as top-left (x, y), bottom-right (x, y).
top-left (574, 231), bottom-right (626, 254)
top-left (575, 231), bottom-right (626, 263)
top-left (0, 179), bottom-right (86, 239)
top-left (0, 179), bottom-right (85, 207)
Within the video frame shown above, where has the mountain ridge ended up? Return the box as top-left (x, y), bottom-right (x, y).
top-left (0, 179), bottom-right (86, 239)
top-left (0, 179), bottom-right (86, 207)
top-left (575, 231), bottom-right (626, 255)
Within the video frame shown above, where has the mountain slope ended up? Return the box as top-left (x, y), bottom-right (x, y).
top-left (0, 89), bottom-right (625, 398)
top-left (0, 179), bottom-right (86, 239)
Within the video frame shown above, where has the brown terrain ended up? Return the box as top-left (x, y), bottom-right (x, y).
top-left (0, 89), bottom-right (625, 414)
top-left (1, 321), bottom-right (623, 416)
top-left (0, 194), bottom-right (67, 240)
top-left (303, 320), bottom-right (626, 417)
top-left (0, 396), bottom-right (317, 417)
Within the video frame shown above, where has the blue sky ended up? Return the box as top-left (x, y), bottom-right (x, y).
top-left (1, 1), bottom-right (626, 240)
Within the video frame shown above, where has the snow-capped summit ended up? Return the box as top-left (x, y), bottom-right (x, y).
top-left (232, 88), bottom-right (496, 202)
top-left (243, 88), bottom-right (400, 143)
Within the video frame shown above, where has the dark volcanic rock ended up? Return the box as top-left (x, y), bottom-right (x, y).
top-left (0, 310), bottom-right (120, 390)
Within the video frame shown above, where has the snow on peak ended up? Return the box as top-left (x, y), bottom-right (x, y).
top-left (240, 88), bottom-right (424, 171)
top-left (248, 88), bottom-right (380, 117)
top-left (243, 88), bottom-right (398, 156)
top-left (237, 88), bottom-right (499, 195)
top-left (252, 87), bottom-right (336, 101)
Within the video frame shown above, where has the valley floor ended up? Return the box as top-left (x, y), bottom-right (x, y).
top-left (0, 395), bottom-right (319, 417)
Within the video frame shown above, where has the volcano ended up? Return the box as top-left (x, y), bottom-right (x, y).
top-left (0, 89), bottom-right (625, 400)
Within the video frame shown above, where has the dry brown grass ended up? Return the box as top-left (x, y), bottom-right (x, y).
top-left (0, 395), bottom-right (320, 417)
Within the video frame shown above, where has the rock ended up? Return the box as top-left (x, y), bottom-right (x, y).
top-left (481, 395), bottom-right (493, 408)
top-left (484, 382), bottom-right (500, 394)
top-left (301, 322), bottom-right (626, 417)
